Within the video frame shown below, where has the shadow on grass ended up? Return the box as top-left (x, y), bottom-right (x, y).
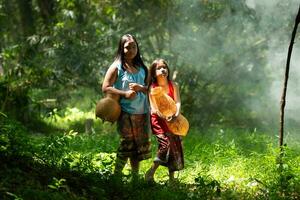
top-left (2, 155), bottom-right (291, 200)
top-left (0, 155), bottom-right (230, 200)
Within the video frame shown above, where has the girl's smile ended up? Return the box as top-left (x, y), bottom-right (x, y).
top-left (156, 62), bottom-right (169, 77)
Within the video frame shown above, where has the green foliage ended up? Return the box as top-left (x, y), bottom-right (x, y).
top-left (0, 115), bottom-right (33, 157)
top-left (1, 114), bottom-right (300, 199)
top-left (0, 112), bottom-right (7, 117)
top-left (0, 76), bottom-right (30, 122)
top-left (192, 174), bottom-right (221, 199)
top-left (48, 177), bottom-right (67, 191)
top-left (5, 192), bottom-right (23, 200)
top-left (38, 130), bottom-right (78, 167)
top-left (2, 0), bottom-right (296, 128)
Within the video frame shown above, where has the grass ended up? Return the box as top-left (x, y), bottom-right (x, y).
top-left (1, 108), bottom-right (300, 199)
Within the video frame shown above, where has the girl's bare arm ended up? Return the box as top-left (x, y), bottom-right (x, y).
top-left (172, 82), bottom-right (181, 117)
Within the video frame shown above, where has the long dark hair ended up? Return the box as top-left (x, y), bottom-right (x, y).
top-left (114, 34), bottom-right (148, 84)
top-left (149, 58), bottom-right (170, 85)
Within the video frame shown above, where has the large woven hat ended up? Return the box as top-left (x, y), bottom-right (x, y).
top-left (166, 114), bottom-right (189, 136)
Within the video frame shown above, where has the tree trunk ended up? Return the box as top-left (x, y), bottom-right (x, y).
top-left (279, 5), bottom-right (300, 147)
top-left (36, 0), bottom-right (56, 26)
top-left (17, 0), bottom-right (35, 37)
top-left (1, 0), bottom-right (20, 41)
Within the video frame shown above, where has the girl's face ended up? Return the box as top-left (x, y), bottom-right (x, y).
top-left (123, 39), bottom-right (137, 60)
top-left (155, 61), bottom-right (168, 78)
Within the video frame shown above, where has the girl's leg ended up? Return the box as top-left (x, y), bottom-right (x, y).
top-left (169, 170), bottom-right (175, 182)
top-left (145, 162), bottom-right (160, 181)
top-left (114, 154), bottom-right (128, 176)
top-left (130, 158), bottom-right (140, 179)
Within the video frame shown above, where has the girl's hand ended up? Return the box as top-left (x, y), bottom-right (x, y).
top-left (155, 110), bottom-right (166, 119)
top-left (125, 90), bottom-right (136, 99)
top-left (129, 83), bottom-right (142, 92)
top-left (166, 116), bottom-right (173, 122)
top-left (167, 107), bottom-right (180, 121)
top-left (166, 114), bottom-right (178, 122)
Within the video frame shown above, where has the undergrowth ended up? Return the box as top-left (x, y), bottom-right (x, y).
top-left (1, 111), bottom-right (300, 199)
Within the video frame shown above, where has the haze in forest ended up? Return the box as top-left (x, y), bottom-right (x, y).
top-left (167, 0), bottom-right (300, 131)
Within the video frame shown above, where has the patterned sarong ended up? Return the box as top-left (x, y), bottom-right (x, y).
top-left (154, 132), bottom-right (184, 172)
top-left (117, 111), bottom-right (151, 161)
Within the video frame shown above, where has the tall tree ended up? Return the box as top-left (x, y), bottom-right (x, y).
top-left (279, 5), bottom-right (300, 147)
top-left (36, 0), bottom-right (56, 26)
top-left (17, 0), bottom-right (35, 37)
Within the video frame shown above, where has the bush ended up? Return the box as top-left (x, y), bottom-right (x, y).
top-left (0, 115), bottom-right (33, 157)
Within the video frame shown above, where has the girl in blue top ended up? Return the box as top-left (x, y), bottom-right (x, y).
top-left (102, 34), bottom-right (151, 179)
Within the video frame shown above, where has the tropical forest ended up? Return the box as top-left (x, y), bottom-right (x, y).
top-left (1, 0), bottom-right (300, 199)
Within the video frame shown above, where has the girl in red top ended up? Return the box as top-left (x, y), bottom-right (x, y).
top-left (145, 59), bottom-right (184, 183)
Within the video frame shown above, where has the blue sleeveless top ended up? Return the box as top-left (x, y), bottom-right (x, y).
top-left (114, 63), bottom-right (149, 114)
